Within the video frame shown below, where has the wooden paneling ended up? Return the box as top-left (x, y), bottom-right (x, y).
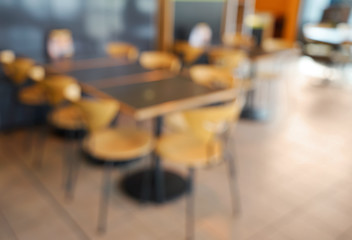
top-left (157, 0), bottom-right (174, 51)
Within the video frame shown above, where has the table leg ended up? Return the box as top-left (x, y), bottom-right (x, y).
top-left (120, 116), bottom-right (187, 203)
top-left (240, 60), bottom-right (268, 121)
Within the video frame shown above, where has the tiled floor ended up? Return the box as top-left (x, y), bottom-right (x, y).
top-left (1, 56), bottom-right (352, 240)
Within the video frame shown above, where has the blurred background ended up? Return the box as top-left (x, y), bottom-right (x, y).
top-left (0, 0), bottom-right (352, 240)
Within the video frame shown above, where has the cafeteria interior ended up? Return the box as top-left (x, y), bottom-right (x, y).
top-left (1, 0), bottom-right (352, 240)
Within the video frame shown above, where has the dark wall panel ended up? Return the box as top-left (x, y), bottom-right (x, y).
top-left (0, 0), bottom-right (157, 62)
top-left (173, 1), bottom-right (225, 44)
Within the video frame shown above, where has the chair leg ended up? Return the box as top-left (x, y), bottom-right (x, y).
top-left (186, 167), bottom-right (195, 240)
top-left (25, 105), bottom-right (40, 154)
top-left (97, 162), bottom-right (113, 234)
top-left (225, 150), bottom-right (241, 216)
top-left (25, 126), bottom-right (36, 160)
top-left (33, 125), bottom-right (47, 168)
top-left (64, 136), bottom-right (81, 200)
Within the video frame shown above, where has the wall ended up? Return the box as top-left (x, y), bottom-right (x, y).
top-left (0, 0), bottom-right (157, 62)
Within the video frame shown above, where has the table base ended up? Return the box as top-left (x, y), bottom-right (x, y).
top-left (120, 169), bottom-right (187, 203)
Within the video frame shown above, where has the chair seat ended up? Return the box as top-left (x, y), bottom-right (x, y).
top-left (18, 84), bottom-right (47, 105)
top-left (49, 105), bottom-right (85, 130)
top-left (83, 128), bottom-right (154, 162)
top-left (164, 112), bottom-right (189, 132)
top-left (156, 133), bottom-right (223, 168)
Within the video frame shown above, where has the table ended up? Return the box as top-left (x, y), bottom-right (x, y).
top-left (303, 23), bottom-right (352, 45)
top-left (303, 24), bottom-right (352, 85)
top-left (86, 75), bottom-right (239, 203)
top-left (47, 56), bottom-right (239, 203)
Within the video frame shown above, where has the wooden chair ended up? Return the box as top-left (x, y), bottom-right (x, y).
top-left (0, 53), bottom-right (49, 129)
top-left (2, 57), bottom-right (35, 85)
top-left (165, 65), bottom-right (239, 133)
top-left (207, 49), bottom-right (253, 91)
top-left (173, 41), bottom-right (205, 65)
top-left (74, 98), bottom-right (154, 233)
top-left (0, 51), bottom-right (47, 106)
top-left (222, 33), bottom-right (254, 49)
top-left (43, 74), bottom-right (85, 141)
top-left (42, 75), bottom-right (81, 106)
top-left (105, 42), bottom-right (139, 62)
top-left (43, 75), bottom-right (84, 132)
top-left (189, 64), bottom-right (239, 89)
top-left (209, 48), bottom-right (248, 68)
top-left (31, 75), bottom-right (85, 201)
top-left (18, 66), bottom-right (47, 106)
top-left (28, 65), bottom-right (46, 82)
top-left (156, 99), bottom-right (242, 240)
top-left (32, 75), bottom-right (84, 160)
top-left (139, 51), bottom-right (181, 72)
top-left (165, 62), bottom-right (247, 133)
top-left (0, 50), bottom-right (15, 65)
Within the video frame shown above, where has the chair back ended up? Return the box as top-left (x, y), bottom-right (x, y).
top-left (105, 42), bottom-right (139, 62)
top-left (75, 99), bottom-right (120, 132)
top-left (189, 64), bottom-right (237, 89)
top-left (43, 75), bottom-right (80, 106)
top-left (139, 51), bottom-right (181, 72)
top-left (28, 65), bottom-right (45, 82)
top-left (3, 57), bottom-right (35, 85)
top-left (208, 48), bottom-right (247, 69)
top-left (182, 99), bottom-right (241, 143)
top-left (222, 33), bottom-right (254, 49)
top-left (173, 41), bottom-right (204, 65)
top-left (0, 50), bottom-right (15, 65)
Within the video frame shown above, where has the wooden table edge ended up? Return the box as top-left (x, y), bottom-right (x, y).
top-left (134, 88), bottom-right (239, 120)
top-left (81, 81), bottom-right (239, 121)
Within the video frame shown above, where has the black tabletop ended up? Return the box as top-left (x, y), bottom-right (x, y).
top-left (95, 75), bottom-right (238, 120)
top-left (69, 63), bottom-right (147, 83)
top-left (100, 76), bottom-right (211, 109)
